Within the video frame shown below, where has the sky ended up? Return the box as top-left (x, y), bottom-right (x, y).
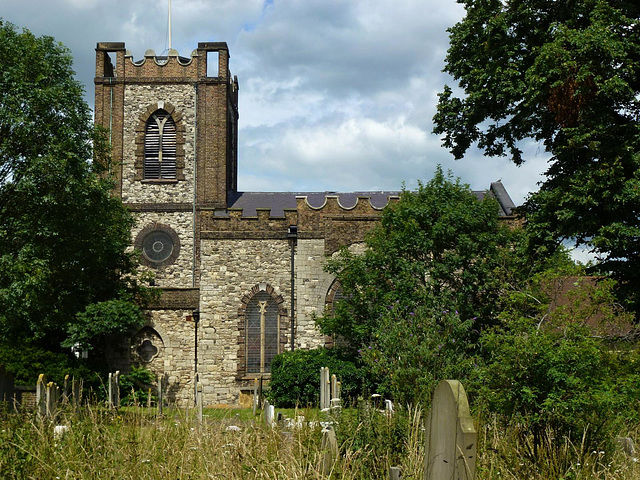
top-left (1, 0), bottom-right (551, 206)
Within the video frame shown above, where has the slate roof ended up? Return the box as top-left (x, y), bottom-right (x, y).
top-left (226, 181), bottom-right (516, 218)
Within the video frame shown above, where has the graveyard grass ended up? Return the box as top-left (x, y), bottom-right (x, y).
top-left (1, 404), bottom-right (640, 479)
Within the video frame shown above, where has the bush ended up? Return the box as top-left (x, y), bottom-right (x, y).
top-left (267, 347), bottom-right (372, 407)
top-left (119, 366), bottom-right (157, 406)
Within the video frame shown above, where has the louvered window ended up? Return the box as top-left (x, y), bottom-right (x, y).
top-left (246, 292), bottom-right (279, 374)
top-left (144, 109), bottom-right (177, 180)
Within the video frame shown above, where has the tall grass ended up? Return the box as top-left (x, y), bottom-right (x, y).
top-left (0, 403), bottom-right (638, 479)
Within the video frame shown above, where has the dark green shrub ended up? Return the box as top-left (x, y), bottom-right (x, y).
top-left (119, 366), bottom-right (156, 406)
top-left (267, 347), bottom-right (372, 407)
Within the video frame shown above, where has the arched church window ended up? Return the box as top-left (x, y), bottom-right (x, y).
top-left (325, 279), bottom-right (350, 349)
top-left (246, 291), bottom-right (279, 374)
top-left (144, 109), bottom-right (177, 180)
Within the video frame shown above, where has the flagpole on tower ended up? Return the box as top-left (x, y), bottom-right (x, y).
top-left (168, 0), bottom-right (172, 50)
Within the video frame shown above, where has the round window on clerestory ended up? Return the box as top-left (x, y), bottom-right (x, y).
top-left (142, 231), bottom-right (174, 263)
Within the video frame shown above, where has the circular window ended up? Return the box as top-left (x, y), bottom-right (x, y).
top-left (142, 231), bottom-right (174, 263)
top-left (134, 223), bottom-right (180, 268)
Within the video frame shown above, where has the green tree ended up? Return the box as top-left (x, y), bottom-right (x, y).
top-left (316, 167), bottom-right (511, 403)
top-left (433, 0), bottom-right (640, 309)
top-left (0, 21), bottom-right (148, 365)
top-left (476, 275), bottom-right (639, 456)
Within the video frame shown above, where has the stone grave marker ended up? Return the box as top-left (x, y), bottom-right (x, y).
top-left (157, 373), bottom-right (166, 416)
top-left (36, 374), bottom-right (47, 417)
top-left (252, 378), bottom-right (259, 415)
top-left (196, 382), bottom-right (203, 424)
top-left (320, 424), bottom-right (338, 476)
top-left (424, 380), bottom-right (476, 480)
top-left (389, 466), bottom-right (402, 479)
top-left (263, 399), bottom-right (275, 427)
top-left (72, 377), bottom-right (82, 411)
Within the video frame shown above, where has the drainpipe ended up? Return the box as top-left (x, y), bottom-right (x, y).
top-left (287, 225), bottom-right (298, 351)
top-left (192, 84), bottom-right (198, 288)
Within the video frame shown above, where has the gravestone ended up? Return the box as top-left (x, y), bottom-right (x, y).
top-left (389, 466), bottom-right (402, 479)
top-left (36, 374), bottom-right (47, 417)
top-left (263, 399), bottom-right (275, 427)
top-left (108, 373), bottom-right (115, 409)
top-left (385, 399), bottom-right (394, 414)
top-left (252, 378), bottom-right (259, 415)
top-left (320, 425), bottom-right (338, 475)
top-left (157, 373), bottom-right (166, 415)
top-left (320, 367), bottom-right (332, 410)
top-left (424, 380), bottom-right (476, 480)
top-left (196, 382), bottom-right (203, 424)
top-left (45, 382), bottom-right (57, 418)
top-left (72, 377), bottom-right (82, 411)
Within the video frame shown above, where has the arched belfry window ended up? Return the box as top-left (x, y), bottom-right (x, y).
top-left (135, 102), bottom-right (185, 182)
top-left (237, 284), bottom-right (288, 377)
top-left (144, 109), bottom-right (177, 180)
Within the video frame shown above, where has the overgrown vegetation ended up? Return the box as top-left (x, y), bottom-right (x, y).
top-left (267, 348), bottom-right (372, 408)
top-left (1, 403), bottom-right (639, 479)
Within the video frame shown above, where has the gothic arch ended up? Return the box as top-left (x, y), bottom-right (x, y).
top-left (236, 283), bottom-right (288, 378)
top-left (134, 101), bottom-right (186, 182)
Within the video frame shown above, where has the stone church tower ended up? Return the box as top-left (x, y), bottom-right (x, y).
top-left (94, 42), bottom-right (516, 406)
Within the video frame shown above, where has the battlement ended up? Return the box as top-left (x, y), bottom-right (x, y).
top-left (296, 194), bottom-right (399, 213)
top-left (94, 42), bottom-right (235, 84)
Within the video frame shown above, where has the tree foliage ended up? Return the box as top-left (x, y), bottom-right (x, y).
top-left (0, 21), bottom-right (148, 355)
top-left (476, 275), bottom-right (640, 455)
top-left (268, 347), bottom-right (372, 408)
top-left (433, 0), bottom-right (640, 308)
top-left (316, 167), bottom-right (512, 403)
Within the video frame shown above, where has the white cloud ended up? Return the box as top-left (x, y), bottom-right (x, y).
top-left (2, 0), bottom-right (548, 205)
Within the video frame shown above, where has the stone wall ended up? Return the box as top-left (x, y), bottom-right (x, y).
top-left (130, 211), bottom-right (195, 288)
top-left (122, 84), bottom-right (196, 204)
top-left (295, 239), bottom-right (333, 349)
top-left (198, 238), bottom-right (292, 405)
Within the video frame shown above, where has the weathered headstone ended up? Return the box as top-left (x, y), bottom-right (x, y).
top-left (157, 373), bottom-right (166, 416)
top-left (320, 367), bottom-right (327, 410)
top-left (320, 425), bottom-right (338, 475)
top-left (36, 374), bottom-right (47, 417)
top-left (385, 399), bottom-right (394, 414)
top-left (320, 367), bottom-right (332, 410)
top-left (46, 382), bottom-right (56, 418)
top-left (72, 377), bottom-right (82, 411)
top-left (196, 382), bottom-right (203, 424)
top-left (424, 380), bottom-right (476, 480)
top-left (389, 466), bottom-right (402, 479)
top-left (114, 371), bottom-right (120, 407)
top-left (263, 399), bottom-right (275, 427)
top-left (252, 377), bottom-right (259, 415)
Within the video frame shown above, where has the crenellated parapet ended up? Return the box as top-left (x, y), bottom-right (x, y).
top-left (296, 194), bottom-right (399, 254)
top-left (199, 208), bottom-right (298, 240)
top-left (95, 42), bottom-right (235, 84)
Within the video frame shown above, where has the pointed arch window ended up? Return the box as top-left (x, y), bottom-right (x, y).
top-left (144, 109), bottom-right (177, 180)
top-left (246, 292), bottom-right (279, 374)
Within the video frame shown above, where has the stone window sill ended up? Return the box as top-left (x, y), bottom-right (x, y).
top-left (141, 179), bottom-right (179, 184)
top-left (241, 374), bottom-right (271, 381)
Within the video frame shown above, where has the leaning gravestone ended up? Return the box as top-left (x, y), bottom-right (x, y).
top-left (36, 374), bottom-right (47, 417)
top-left (424, 380), bottom-right (476, 480)
top-left (320, 424), bottom-right (338, 476)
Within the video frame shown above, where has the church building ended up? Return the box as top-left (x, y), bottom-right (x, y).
top-left (94, 41), bottom-right (516, 406)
